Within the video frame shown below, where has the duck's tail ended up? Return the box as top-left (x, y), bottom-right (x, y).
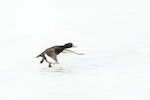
top-left (36, 52), bottom-right (44, 58)
top-left (36, 54), bottom-right (41, 58)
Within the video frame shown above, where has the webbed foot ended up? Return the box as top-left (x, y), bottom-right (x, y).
top-left (49, 63), bottom-right (52, 68)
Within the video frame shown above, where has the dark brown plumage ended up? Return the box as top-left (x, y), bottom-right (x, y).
top-left (36, 43), bottom-right (74, 67)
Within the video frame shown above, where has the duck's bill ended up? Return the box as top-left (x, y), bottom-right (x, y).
top-left (72, 45), bottom-right (77, 48)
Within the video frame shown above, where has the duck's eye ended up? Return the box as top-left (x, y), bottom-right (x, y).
top-left (70, 43), bottom-right (72, 46)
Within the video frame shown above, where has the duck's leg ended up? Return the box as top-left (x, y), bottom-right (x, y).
top-left (40, 58), bottom-right (44, 64)
top-left (48, 63), bottom-right (52, 68)
top-left (42, 56), bottom-right (52, 68)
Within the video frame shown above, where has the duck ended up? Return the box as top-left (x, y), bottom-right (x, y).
top-left (36, 43), bottom-right (84, 67)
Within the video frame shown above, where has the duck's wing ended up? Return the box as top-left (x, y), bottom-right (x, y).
top-left (51, 54), bottom-right (58, 63)
top-left (63, 49), bottom-right (84, 55)
top-left (45, 48), bottom-right (59, 64)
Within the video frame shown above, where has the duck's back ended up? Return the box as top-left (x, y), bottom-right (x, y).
top-left (45, 46), bottom-right (64, 56)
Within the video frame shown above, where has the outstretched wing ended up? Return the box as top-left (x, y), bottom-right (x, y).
top-left (63, 49), bottom-right (84, 55)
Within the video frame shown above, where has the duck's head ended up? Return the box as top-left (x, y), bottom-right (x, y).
top-left (63, 43), bottom-right (76, 48)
